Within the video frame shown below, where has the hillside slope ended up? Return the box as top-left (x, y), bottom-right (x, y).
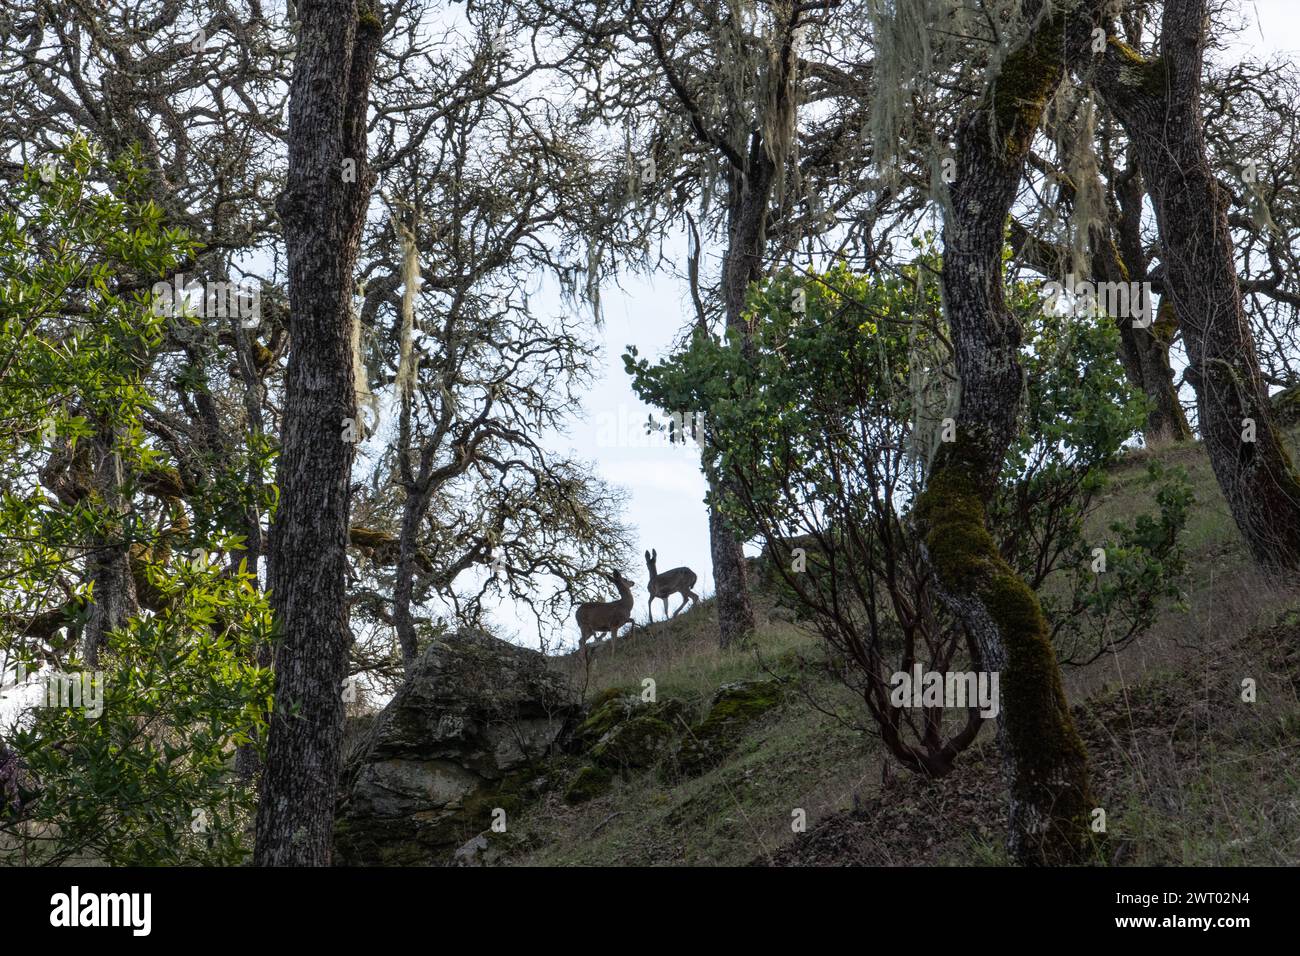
top-left (503, 432), bottom-right (1300, 866)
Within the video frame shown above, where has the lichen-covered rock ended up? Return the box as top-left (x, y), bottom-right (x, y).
top-left (577, 690), bottom-right (686, 738)
top-left (671, 679), bottom-right (783, 777)
top-left (563, 763), bottom-right (614, 804)
top-left (334, 631), bottom-right (580, 866)
top-left (576, 692), bottom-right (689, 769)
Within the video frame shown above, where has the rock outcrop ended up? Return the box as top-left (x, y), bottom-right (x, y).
top-left (562, 691), bottom-right (688, 803)
top-left (333, 631), bottom-right (580, 865)
top-left (671, 679), bottom-right (783, 776)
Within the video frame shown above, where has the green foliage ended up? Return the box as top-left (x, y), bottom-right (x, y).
top-left (0, 141), bottom-right (271, 864)
top-left (626, 254), bottom-right (1189, 678)
top-left (3, 560), bottom-right (272, 865)
top-left (625, 255), bottom-right (947, 536)
top-left (0, 138), bottom-right (193, 443)
top-left (998, 305), bottom-right (1191, 664)
top-left (1045, 462), bottom-right (1192, 665)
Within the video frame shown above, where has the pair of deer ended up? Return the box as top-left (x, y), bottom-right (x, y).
top-left (574, 550), bottom-right (700, 651)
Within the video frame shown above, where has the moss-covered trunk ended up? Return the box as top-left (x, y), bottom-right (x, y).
top-left (1087, 0), bottom-right (1300, 567)
top-left (919, 1), bottom-right (1096, 865)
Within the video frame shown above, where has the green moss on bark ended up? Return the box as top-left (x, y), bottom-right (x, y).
top-left (986, 13), bottom-right (1067, 162)
top-left (916, 462), bottom-right (1095, 864)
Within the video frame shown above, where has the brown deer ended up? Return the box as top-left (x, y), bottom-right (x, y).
top-left (645, 549), bottom-right (700, 622)
top-left (575, 571), bottom-right (636, 652)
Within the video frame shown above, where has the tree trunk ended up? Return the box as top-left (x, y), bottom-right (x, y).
top-left (707, 506), bottom-right (753, 648)
top-left (708, 136), bottom-right (776, 648)
top-left (80, 428), bottom-right (137, 669)
top-left (1110, 155), bottom-right (1192, 444)
top-left (1124, 298), bottom-right (1190, 444)
top-left (254, 0), bottom-right (382, 867)
top-left (916, 1), bottom-right (1095, 865)
top-left (392, 490), bottom-right (425, 672)
top-left (1088, 0), bottom-right (1300, 567)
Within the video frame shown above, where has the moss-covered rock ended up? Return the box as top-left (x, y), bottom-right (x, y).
top-left (573, 692), bottom-right (690, 772)
top-left (590, 714), bottom-right (677, 769)
top-left (564, 764), bottom-right (614, 804)
top-left (574, 693), bottom-right (641, 747)
top-left (671, 680), bottom-right (784, 777)
top-left (588, 685), bottom-right (634, 709)
top-left (576, 692), bottom-right (688, 752)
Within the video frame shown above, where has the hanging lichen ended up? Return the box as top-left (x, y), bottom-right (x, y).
top-left (1056, 90), bottom-right (1108, 280)
top-left (584, 240), bottom-right (604, 324)
top-left (394, 213), bottom-right (421, 407)
top-left (864, 0), bottom-right (936, 192)
top-left (759, 1), bottom-right (799, 209)
top-left (1243, 160), bottom-right (1282, 236)
top-left (351, 286), bottom-right (380, 439)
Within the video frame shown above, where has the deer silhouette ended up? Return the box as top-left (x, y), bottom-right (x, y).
top-left (645, 549), bottom-right (700, 622)
top-left (575, 571), bottom-right (636, 652)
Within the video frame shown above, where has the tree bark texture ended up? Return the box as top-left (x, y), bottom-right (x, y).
top-left (916, 1), bottom-right (1096, 866)
top-left (1088, 0), bottom-right (1300, 567)
top-left (709, 135), bottom-right (776, 648)
top-left (254, 0), bottom-right (382, 867)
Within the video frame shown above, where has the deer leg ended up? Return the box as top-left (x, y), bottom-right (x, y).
top-left (673, 592), bottom-right (689, 617)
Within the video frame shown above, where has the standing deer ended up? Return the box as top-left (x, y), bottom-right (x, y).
top-left (645, 549), bottom-right (700, 622)
top-left (575, 571), bottom-right (636, 652)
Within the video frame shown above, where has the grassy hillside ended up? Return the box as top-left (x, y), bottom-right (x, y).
top-left (505, 430), bottom-right (1300, 866)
